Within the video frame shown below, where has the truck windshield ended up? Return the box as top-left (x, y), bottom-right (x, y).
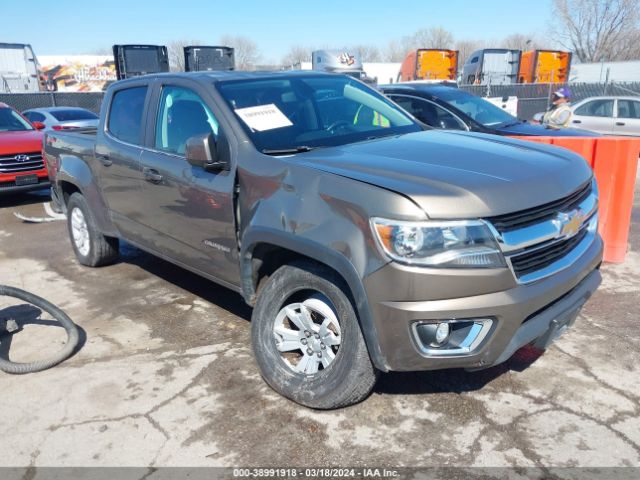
top-left (216, 75), bottom-right (421, 153)
top-left (434, 89), bottom-right (516, 126)
top-left (0, 108), bottom-right (33, 132)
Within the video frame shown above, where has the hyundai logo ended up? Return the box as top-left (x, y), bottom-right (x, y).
top-left (556, 209), bottom-right (585, 238)
top-left (14, 154), bottom-right (29, 162)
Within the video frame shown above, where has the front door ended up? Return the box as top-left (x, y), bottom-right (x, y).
top-left (138, 83), bottom-right (239, 286)
top-left (571, 99), bottom-right (615, 134)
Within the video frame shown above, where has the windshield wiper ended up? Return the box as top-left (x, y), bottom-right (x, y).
top-left (261, 146), bottom-right (316, 155)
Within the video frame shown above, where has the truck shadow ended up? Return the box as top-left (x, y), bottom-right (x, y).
top-left (375, 346), bottom-right (544, 395)
top-left (0, 189), bottom-right (51, 209)
top-left (119, 242), bottom-right (253, 322)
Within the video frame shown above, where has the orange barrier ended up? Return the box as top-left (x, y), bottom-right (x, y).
top-left (511, 136), bottom-right (640, 263)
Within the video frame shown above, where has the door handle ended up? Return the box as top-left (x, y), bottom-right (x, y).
top-left (96, 153), bottom-right (112, 166)
top-left (143, 167), bottom-right (163, 184)
top-left (616, 121), bottom-right (626, 126)
top-left (572, 120), bottom-right (582, 124)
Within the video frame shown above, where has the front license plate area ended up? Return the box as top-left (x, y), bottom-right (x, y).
top-left (15, 174), bottom-right (38, 186)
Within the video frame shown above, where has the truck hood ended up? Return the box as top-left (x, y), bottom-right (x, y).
top-left (0, 130), bottom-right (44, 155)
top-left (297, 130), bottom-right (593, 218)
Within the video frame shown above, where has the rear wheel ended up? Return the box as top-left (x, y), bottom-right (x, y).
top-left (67, 193), bottom-right (119, 267)
top-left (251, 261), bottom-right (377, 409)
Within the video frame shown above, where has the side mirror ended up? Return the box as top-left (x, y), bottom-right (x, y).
top-left (32, 121), bottom-right (46, 130)
top-left (185, 133), bottom-right (229, 171)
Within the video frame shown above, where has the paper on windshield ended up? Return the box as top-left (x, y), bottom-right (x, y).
top-left (234, 104), bottom-right (293, 131)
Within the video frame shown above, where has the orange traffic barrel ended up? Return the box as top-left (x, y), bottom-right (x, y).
top-left (511, 136), bottom-right (640, 263)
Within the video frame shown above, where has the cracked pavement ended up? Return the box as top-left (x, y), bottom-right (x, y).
top-left (0, 174), bottom-right (639, 468)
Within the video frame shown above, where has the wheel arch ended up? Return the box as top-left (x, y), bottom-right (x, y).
top-left (241, 228), bottom-right (389, 371)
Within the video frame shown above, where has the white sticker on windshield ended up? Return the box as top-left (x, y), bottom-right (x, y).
top-left (234, 104), bottom-right (293, 131)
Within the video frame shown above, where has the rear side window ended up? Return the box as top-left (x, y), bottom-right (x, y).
top-left (108, 86), bottom-right (147, 145)
top-left (617, 100), bottom-right (640, 119)
top-left (24, 111), bottom-right (46, 122)
top-left (51, 109), bottom-right (98, 121)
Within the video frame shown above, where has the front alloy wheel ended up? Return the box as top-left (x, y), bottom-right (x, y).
top-left (273, 296), bottom-right (342, 375)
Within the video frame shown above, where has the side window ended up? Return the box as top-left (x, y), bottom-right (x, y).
top-left (470, 57), bottom-right (479, 64)
top-left (575, 99), bottom-right (613, 118)
top-left (108, 86), bottom-right (148, 145)
top-left (617, 100), bottom-right (640, 119)
top-left (154, 86), bottom-right (219, 155)
top-left (24, 112), bottom-right (45, 122)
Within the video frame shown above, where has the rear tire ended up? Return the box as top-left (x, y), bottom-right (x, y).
top-left (251, 260), bottom-right (377, 409)
top-left (66, 193), bottom-right (119, 267)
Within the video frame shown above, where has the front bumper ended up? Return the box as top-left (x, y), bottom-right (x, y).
top-left (0, 178), bottom-right (50, 195)
top-left (362, 234), bottom-right (603, 372)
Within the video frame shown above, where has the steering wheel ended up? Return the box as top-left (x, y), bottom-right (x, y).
top-left (326, 120), bottom-right (351, 133)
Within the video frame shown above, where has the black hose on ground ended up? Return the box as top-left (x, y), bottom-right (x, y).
top-left (0, 285), bottom-right (79, 374)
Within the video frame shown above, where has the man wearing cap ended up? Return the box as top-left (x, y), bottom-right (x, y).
top-left (542, 87), bottom-right (572, 129)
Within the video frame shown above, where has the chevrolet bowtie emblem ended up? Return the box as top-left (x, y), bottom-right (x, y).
top-left (558, 209), bottom-right (584, 238)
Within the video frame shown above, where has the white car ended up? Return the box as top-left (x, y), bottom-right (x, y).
top-left (569, 96), bottom-right (640, 136)
top-left (22, 107), bottom-right (99, 131)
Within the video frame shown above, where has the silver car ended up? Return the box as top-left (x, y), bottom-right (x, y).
top-left (569, 96), bottom-right (640, 136)
top-left (22, 107), bottom-right (98, 131)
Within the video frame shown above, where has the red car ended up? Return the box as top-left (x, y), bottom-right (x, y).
top-left (0, 102), bottom-right (49, 195)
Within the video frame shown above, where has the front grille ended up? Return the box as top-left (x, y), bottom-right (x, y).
top-left (510, 228), bottom-right (588, 278)
top-left (0, 152), bottom-right (45, 174)
top-left (489, 181), bottom-right (592, 232)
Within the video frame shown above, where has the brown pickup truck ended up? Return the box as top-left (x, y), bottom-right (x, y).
top-left (45, 71), bottom-right (602, 409)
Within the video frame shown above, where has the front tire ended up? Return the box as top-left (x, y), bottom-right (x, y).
top-left (251, 261), bottom-right (377, 409)
top-left (66, 193), bottom-right (119, 267)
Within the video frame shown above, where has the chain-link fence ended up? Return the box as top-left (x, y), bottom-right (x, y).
top-left (2, 82), bottom-right (640, 121)
top-left (460, 82), bottom-right (640, 121)
top-left (0, 92), bottom-right (104, 113)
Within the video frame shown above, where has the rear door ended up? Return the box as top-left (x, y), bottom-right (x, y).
top-left (613, 99), bottom-right (640, 136)
top-left (96, 83), bottom-right (150, 240)
top-left (571, 99), bottom-right (615, 134)
top-left (138, 80), bottom-right (239, 285)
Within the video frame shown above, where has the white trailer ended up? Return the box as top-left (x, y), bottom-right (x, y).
top-left (0, 43), bottom-right (41, 93)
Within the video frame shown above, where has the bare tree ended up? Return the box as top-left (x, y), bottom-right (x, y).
top-left (501, 34), bottom-right (542, 51)
top-left (346, 45), bottom-right (382, 62)
top-left (281, 46), bottom-right (311, 67)
top-left (552, 0), bottom-right (640, 61)
top-left (383, 39), bottom-right (407, 62)
top-left (167, 39), bottom-right (204, 72)
top-left (407, 27), bottom-right (455, 50)
top-left (220, 34), bottom-right (261, 70)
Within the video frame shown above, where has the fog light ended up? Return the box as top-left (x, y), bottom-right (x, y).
top-left (435, 322), bottom-right (450, 344)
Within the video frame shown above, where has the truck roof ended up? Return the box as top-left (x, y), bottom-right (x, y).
top-left (113, 70), bottom-right (332, 87)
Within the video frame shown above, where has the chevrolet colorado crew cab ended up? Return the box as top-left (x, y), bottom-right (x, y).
top-left (0, 102), bottom-right (49, 194)
top-left (45, 72), bottom-right (602, 409)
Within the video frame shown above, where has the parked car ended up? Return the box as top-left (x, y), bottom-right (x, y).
top-left (381, 84), bottom-right (597, 136)
top-left (45, 71), bottom-right (602, 409)
top-left (567, 96), bottom-right (640, 136)
top-left (0, 102), bottom-right (49, 194)
top-left (22, 107), bottom-right (99, 131)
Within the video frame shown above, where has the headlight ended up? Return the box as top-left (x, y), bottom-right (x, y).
top-left (372, 218), bottom-right (505, 268)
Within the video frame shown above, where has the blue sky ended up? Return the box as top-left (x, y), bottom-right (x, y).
top-left (2, 0), bottom-right (554, 62)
